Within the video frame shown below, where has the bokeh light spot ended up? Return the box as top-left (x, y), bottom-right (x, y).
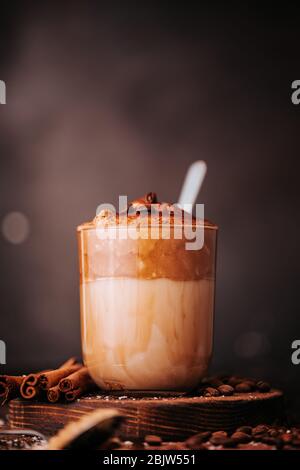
top-left (234, 331), bottom-right (270, 359)
top-left (1, 211), bottom-right (30, 244)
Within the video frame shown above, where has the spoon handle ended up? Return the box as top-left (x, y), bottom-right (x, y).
top-left (177, 160), bottom-right (207, 213)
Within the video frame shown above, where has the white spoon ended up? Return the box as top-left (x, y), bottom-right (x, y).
top-left (177, 160), bottom-right (207, 213)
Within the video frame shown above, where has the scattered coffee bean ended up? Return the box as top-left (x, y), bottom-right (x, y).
top-left (197, 374), bottom-right (274, 397)
top-left (228, 376), bottom-right (242, 387)
top-left (210, 431), bottom-right (228, 446)
top-left (204, 387), bottom-right (220, 397)
top-left (235, 382), bottom-right (252, 393)
top-left (252, 424), bottom-right (270, 441)
top-left (212, 431), bottom-right (228, 438)
top-left (252, 424), bottom-right (269, 434)
top-left (281, 433), bottom-right (293, 444)
top-left (231, 431), bottom-right (252, 444)
top-left (222, 438), bottom-right (238, 448)
top-left (236, 426), bottom-right (253, 435)
top-left (244, 380), bottom-right (256, 391)
top-left (218, 384), bottom-right (234, 396)
top-left (185, 431), bottom-right (211, 449)
top-left (256, 381), bottom-right (271, 392)
top-left (144, 435), bottom-right (162, 446)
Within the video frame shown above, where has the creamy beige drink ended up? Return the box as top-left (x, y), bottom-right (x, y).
top-left (78, 193), bottom-right (217, 391)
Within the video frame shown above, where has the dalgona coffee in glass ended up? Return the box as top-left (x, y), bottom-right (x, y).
top-left (77, 193), bottom-right (217, 391)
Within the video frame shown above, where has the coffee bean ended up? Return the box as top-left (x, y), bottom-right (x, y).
top-left (252, 424), bottom-right (269, 435)
top-left (231, 432), bottom-right (252, 444)
top-left (235, 382), bottom-right (252, 393)
top-left (146, 192), bottom-right (157, 204)
top-left (268, 429), bottom-right (279, 438)
top-left (218, 384), bottom-right (234, 396)
top-left (210, 431), bottom-right (228, 446)
top-left (228, 376), bottom-right (242, 387)
top-left (222, 438), bottom-right (238, 448)
top-left (204, 387), bottom-right (220, 397)
top-left (281, 433), bottom-right (293, 444)
top-left (185, 431), bottom-right (211, 448)
top-left (256, 381), bottom-right (271, 392)
top-left (144, 435), bottom-right (162, 446)
top-left (212, 431), bottom-right (228, 438)
top-left (244, 380), bottom-right (256, 391)
top-left (198, 431), bottom-right (212, 442)
top-left (236, 426), bottom-right (252, 435)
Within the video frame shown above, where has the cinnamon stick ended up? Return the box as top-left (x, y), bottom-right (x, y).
top-left (0, 375), bottom-right (24, 405)
top-left (64, 385), bottom-right (97, 402)
top-left (0, 358), bottom-right (86, 404)
top-left (47, 385), bottom-right (61, 403)
top-left (39, 365), bottom-right (81, 390)
top-left (20, 358), bottom-right (79, 400)
top-left (59, 357), bottom-right (77, 368)
top-left (20, 372), bottom-right (43, 399)
top-left (59, 367), bottom-right (96, 401)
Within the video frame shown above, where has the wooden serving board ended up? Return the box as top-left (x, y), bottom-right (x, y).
top-left (9, 390), bottom-right (284, 441)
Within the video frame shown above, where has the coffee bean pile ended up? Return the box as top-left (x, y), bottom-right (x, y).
top-left (107, 424), bottom-right (300, 451)
top-left (185, 424), bottom-right (300, 450)
top-left (197, 375), bottom-right (271, 397)
top-left (1, 426), bottom-right (299, 451)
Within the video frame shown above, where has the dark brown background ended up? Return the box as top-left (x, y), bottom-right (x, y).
top-left (0, 2), bottom-right (299, 416)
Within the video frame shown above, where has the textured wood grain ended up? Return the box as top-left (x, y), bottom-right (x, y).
top-left (9, 390), bottom-right (284, 441)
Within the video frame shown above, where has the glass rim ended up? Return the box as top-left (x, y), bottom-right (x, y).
top-left (77, 221), bottom-right (218, 232)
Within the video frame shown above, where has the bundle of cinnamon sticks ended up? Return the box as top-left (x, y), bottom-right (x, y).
top-left (0, 358), bottom-right (97, 406)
